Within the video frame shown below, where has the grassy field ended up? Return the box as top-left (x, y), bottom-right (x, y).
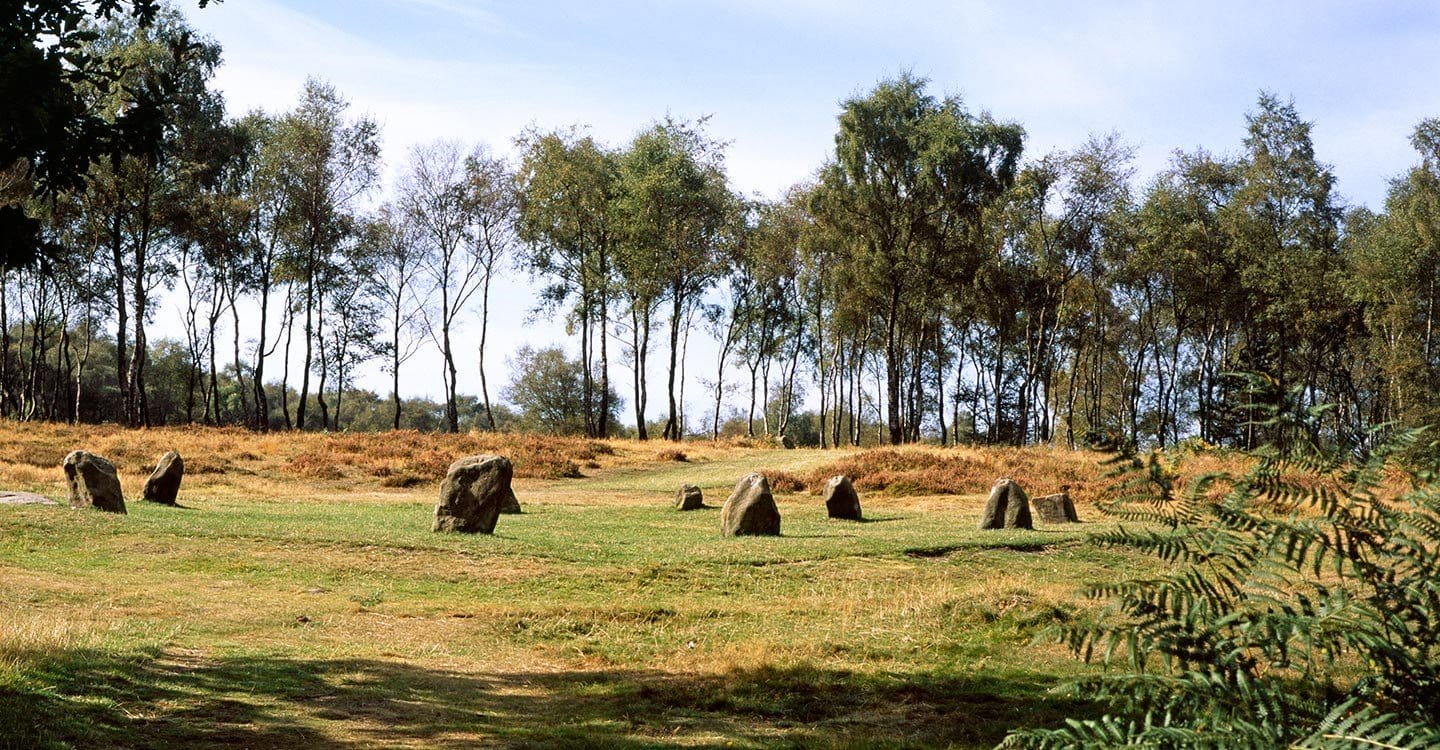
top-left (0, 423), bottom-right (1163, 749)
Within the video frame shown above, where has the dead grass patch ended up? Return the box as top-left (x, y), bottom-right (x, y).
top-left (760, 470), bottom-right (806, 494)
top-left (804, 446), bottom-right (1105, 498)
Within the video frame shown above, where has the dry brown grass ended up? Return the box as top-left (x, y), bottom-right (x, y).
top-left (803, 446), bottom-right (1107, 499)
top-left (0, 420), bottom-right (1265, 512)
top-left (798, 444), bottom-right (1267, 512)
top-left (759, 469), bottom-right (807, 494)
top-left (0, 422), bottom-right (657, 504)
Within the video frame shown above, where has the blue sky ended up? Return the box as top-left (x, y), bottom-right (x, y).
top-left (184, 0), bottom-right (1440, 209)
top-left (173, 0), bottom-right (1440, 421)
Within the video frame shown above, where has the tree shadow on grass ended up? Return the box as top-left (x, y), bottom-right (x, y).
top-left (1, 646), bottom-right (1098, 749)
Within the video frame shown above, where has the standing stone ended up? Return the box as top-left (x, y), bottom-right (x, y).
top-left (823, 475), bottom-right (862, 521)
top-left (499, 486), bottom-right (522, 514)
top-left (143, 451), bottom-right (184, 505)
top-left (433, 455), bottom-right (512, 533)
top-left (62, 451), bottom-right (126, 514)
top-left (675, 484), bottom-right (704, 511)
top-left (978, 477), bottom-right (1032, 530)
top-left (1032, 487), bottom-right (1080, 524)
top-left (720, 473), bottom-right (780, 537)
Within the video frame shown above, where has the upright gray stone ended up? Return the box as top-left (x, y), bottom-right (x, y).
top-left (978, 477), bottom-right (1031, 530)
top-left (675, 484), bottom-right (704, 510)
top-left (499, 486), bottom-right (522, 514)
top-left (823, 475), bottom-right (862, 521)
top-left (62, 450), bottom-right (126, 514)
top-left (143, 451), bottom-right (184, 505)
top-left (433, 455), bottom-right (512, 533)
top-left (721, 473), bottom-right (780, 537)
top-left (1032, 488), bottom-right (1079, 524)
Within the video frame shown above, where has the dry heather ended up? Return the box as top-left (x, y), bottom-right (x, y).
top-left (285, 430), bottom-right (620, 483)
top-left (0, 419), bottom-right (1257, 507)
top-left (0, 422), bottom-right (639, 494)
top-left (804, 446), bottom-right (1107, 499)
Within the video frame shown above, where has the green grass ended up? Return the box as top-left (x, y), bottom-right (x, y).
top-left (0, 448), bottom-right (1149, 749)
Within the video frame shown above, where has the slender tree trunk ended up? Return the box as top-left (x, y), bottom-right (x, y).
top-left (390, 293), bottom-right (403, 430)
top-left (679, 303), bottom-right (695, 434)
top-left (228, 283), bottom-right (249, 427)
top-left (281, 293), bottom-right (295, 430)
top-left (579, 292), bottom-right (594, 436)
top-left (662, 291), bottom-right (683, 441)
top-left (439, 265), bottom-right (458, 432)
top-left (74, 308), bottom-right (92, 424)
top-left (207, 293), bottom-right (223, 424)
top-left (885, 282), bottom-right (903, 445)
top-left (0, 268), bottom-right (11, 418)
top-left (130, 257), bottom-right (149, 427)
top-left (935, 321), bottom-right (947, 446)
top-left (316, 290), bottom-right (331, 430)
top-left (746, 360), bottom-right (760, 437)
top-left (631, 302), bottom-right (652, 440)
top-left (478, 265), bottom-right (496, 429)
top-left (252, 265), bottom-right (274, 432)
top-left (712, 311), bottom-right (737, 441)
top-left (111, 210), bottom-right (129, 424)
top-left (598, 283), bottom-right (611, 438)
top-left (297, 246), bottom-right (315, 430)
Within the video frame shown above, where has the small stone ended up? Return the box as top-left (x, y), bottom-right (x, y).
top-left (499, 486), bottom-right (522, 514)
top-left (720, 473), bottom-right (781, 537)
top-left (433, 455), bottom-right (513, 534)
top-left (978, 477), bottom-right (1032, 530)
top-left (143, 450), bottom-right (184, 505)
top-left (1032, 489), bottom-right (1080, 524)
top-left (823, 475), bottom-right (862, 521)
top-left (0, 491), bottom-right (58, 505)
top-left (62, 451), bottom-right (126, 514)
top-left (675, 484), bottom-right (704, 511)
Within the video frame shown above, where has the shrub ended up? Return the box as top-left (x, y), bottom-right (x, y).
top-left (760, 470), bottom-right (805, 494)
top-left (1004, 420), bottom-right (1440, 748)
top-left (805, 447), bottom-right (1101, 497)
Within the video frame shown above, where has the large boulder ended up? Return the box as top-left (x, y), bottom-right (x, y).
top-left (433, 455), bottom-right (512, 533)
top-left (823, 475), bottom-right (862, 521)
top-left (720, 473), bottom-right (781, 537)
top-left (142, 450), bottom-right (184, 505)
top-left (675, 484), bottom-right (704, 511)
top-left (1032, 488), bottom-right (1079, 524)
top-left (62, 451), bottom-right (126, 514)
top-left (978, 477), bottom-right (1031, 530)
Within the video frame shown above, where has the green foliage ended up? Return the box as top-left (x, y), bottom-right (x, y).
top-left (1004, 397), bottom-right (1440, 747)
top-left (2, 0), bottom-right (216, 270)
top-left (816, 72), bottom-right (1024, 445)
top-left (503, 344), bottom-right (621, 435)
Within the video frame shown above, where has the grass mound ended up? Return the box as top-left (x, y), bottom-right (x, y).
top-left (805, 446), bottom-right (1106, 497)
top-left (286, 431), bottom-right (605, 483)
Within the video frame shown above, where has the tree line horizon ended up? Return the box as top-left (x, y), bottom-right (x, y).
top-left (5, 6), bottom-right (1440, 450)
